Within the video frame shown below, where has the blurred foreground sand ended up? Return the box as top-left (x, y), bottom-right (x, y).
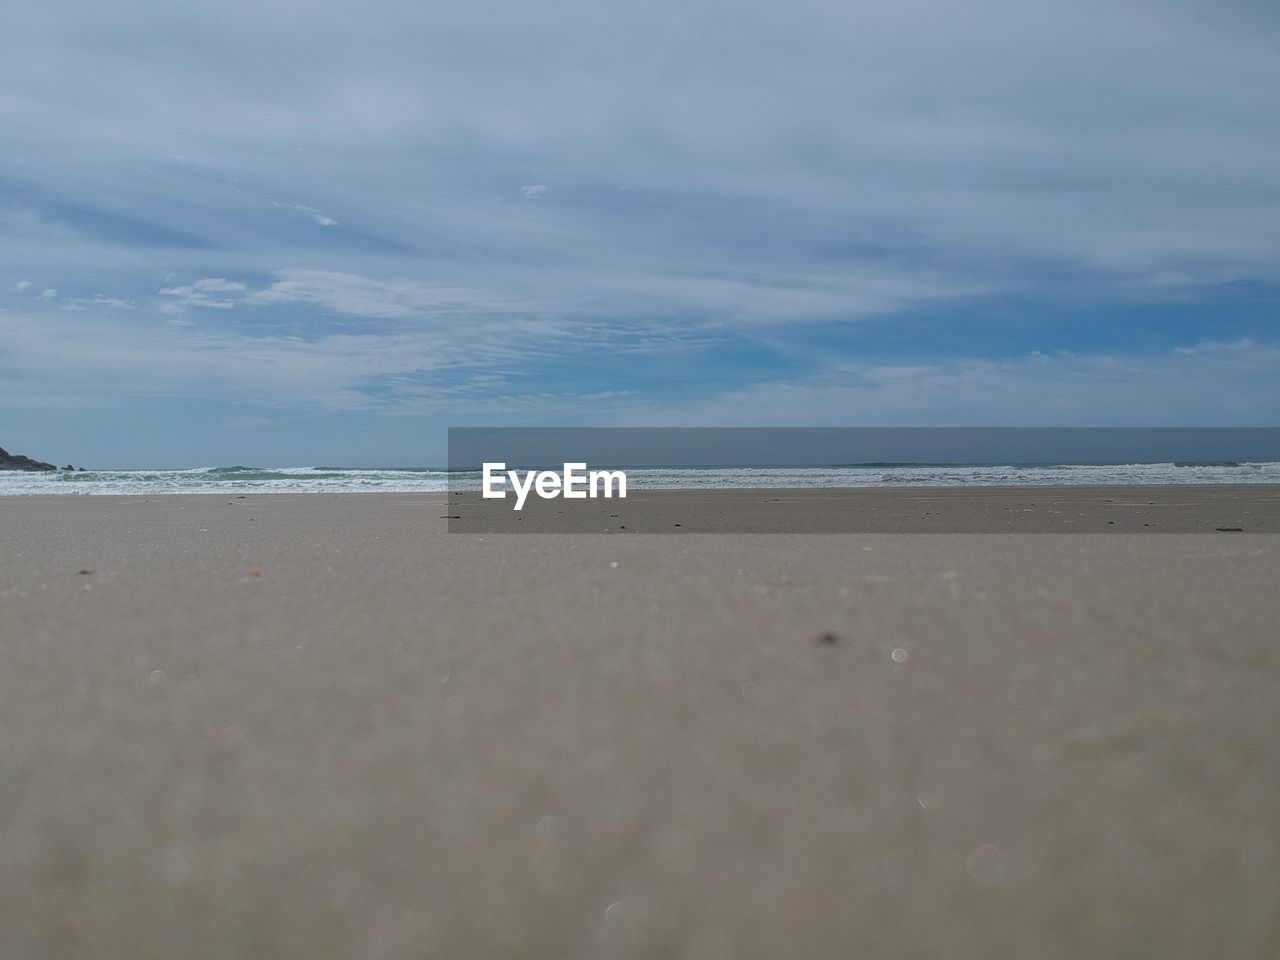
top-left (2, 493), bottom-right (1278, 958)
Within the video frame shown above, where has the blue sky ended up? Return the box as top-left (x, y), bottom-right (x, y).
top-left (1, 0), bottom-right (1277, 466)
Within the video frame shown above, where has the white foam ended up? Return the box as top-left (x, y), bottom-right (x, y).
top-left (2, 461), bottom-right (1277, 495)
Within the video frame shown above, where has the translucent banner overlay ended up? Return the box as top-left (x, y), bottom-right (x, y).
top-left (446, 428), bottom-right (1280, 533)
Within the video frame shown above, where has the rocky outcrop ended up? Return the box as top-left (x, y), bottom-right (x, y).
top-left (0, 446), bottom-right (57, 471)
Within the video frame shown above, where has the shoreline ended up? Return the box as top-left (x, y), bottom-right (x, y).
top-left (447, 483), bottom-right (1280, 532)
top-left (5, 483), bottom-right (1279, 532)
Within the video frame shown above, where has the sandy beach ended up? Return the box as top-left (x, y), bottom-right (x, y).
top-left (3, 490), bottom-right (1279, 958)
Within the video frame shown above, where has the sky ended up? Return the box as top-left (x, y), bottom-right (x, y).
top-left (1, 0), bottom-right (1278, 467)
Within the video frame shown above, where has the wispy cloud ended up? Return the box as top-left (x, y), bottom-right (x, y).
top-left (158, 277), bottom-right (248, 309)
top-left (242, 270), bottom-right (517, 320)
top-left (148, 263), bottom-right (988, 329)
top-left (56, 294), bottom-right (133, 312)
top-left (1175, 337), bottom-right (1257, 356)
top-left (4, 297), bottom-right (1275, 425)
top-left (617, 341), bottom-right (1280, 427)
top-left (273, 201), bottom-right (339, 226)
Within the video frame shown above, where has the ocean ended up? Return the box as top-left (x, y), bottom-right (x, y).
top-left (2, 461), bottom-right (1278, 495)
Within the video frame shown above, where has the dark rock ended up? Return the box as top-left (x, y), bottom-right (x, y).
top-left (0, 446), bottom-right (57, 471)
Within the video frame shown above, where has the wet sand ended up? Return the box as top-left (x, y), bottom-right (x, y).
top-left (448, 482), bottom-right (1280, 532)
top-left (2, 491), bottom-right (1279, 958)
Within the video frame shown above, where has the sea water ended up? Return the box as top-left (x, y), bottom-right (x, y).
top-left (2, 461), bottom-right (1278, 495)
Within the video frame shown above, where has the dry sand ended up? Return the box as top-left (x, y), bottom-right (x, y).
top-left (2, 491), bottom-right (1279, 958)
